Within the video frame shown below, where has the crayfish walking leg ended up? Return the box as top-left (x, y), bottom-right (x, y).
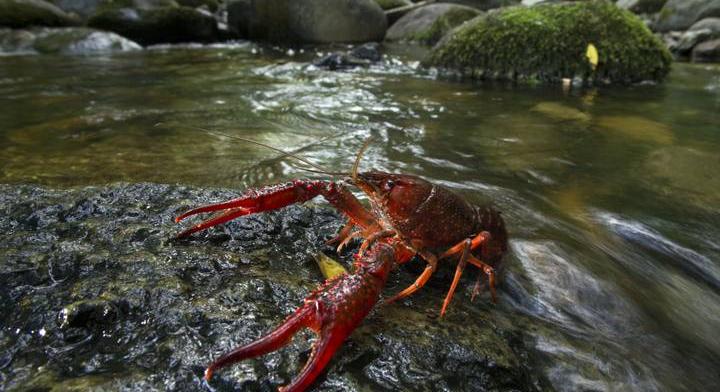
top-left (204, 240), bottom-right (399, 392)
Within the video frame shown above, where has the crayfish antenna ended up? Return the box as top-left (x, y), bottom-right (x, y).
top-left (205, 306), bottom-right (311, 381)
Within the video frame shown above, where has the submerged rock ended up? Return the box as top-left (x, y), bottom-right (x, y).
top-left (226, 0), bottom-right (387, 44)
top-left (428, 1), bottom-right (672, 84)
top-left (0, 27), bottom-right (141, 54)
top-left (0, 183), bottom-right (545, 391)
top-left (313, 42), bottom-right (383, 70)
top-left (386, 3), bottom-right (480, 45)
top-left (87, 6), bottom-right (218, 46)
top-left (0, 0), bottom-right (79, 28)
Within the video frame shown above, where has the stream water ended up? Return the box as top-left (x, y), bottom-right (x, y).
top-left (1, 43), bottom-right (719, 391)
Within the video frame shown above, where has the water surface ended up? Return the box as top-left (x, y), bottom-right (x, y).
top-left (1, 44), bottom-right (719, 391)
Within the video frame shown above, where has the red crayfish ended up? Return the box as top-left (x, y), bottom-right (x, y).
top-left (175, 139), bottom-right (508, 392)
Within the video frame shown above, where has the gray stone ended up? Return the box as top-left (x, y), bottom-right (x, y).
top-left (692, 37), bottom-right (720, 62)
top-left (0, 0), bottom-right (79, 28)
top-left (0, 26), bottom-right (141, 54)
top-left (674, 28), bottom-right (720, 55)
top-left (50, 0), bottom-right (177, 18)
top-left (654, 0), bottom-right (720, 32)
top-left (386, 3), bottom-right (480, 45)
top-left (227, 0), bottom-right (387, 43)
top-left (616, 0), bottom-right (667, 14)
top-left (689, 17), bottom-right (720, 31)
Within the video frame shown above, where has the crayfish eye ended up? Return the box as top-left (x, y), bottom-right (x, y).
top-left (383, 180), bottom-right (395, 191)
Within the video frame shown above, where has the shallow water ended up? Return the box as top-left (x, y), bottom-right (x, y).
top-left (1, 44), bottom-right (719, 391)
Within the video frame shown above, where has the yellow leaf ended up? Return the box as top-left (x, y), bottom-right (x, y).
top-left (586, 43), bottom-right (599, 70)
top-left (314, 252), bottom-right (348, 280)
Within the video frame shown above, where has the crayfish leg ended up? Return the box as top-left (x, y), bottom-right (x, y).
top-left (439, 239), bottom-right (472, 317)
top-left (467, 255), bottom-right (497, 303)
top-left (384, 251), bottom-right (438, 304)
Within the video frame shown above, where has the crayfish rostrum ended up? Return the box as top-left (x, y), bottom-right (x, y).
top-left (175, 141), bottom-right (508, 392)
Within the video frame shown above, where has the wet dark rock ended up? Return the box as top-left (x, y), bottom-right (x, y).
top-left (385, 3), bottom-right (480, 45)
top-left (226, 0), bottom-right (387, 44)
top-left (87, 5), bottom-right (218, 46)
top-left (0, 0), bottom-right (79, 28)
top-left (314, 42), bottom-right (382, 70)
top-left (0, 183), bottom-right (545, 391)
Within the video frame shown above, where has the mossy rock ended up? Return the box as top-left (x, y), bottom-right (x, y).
top-left (387, 3), bottom-right (481, 45)
top-left (88, 5), bottom-right (218, 45)
top-left (428, 1), bottom-right (672, 84)
top-left (0, 0), bottom-right (79, 28)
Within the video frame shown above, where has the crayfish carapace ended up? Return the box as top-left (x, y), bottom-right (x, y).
top-left (174, 138), bottom-right (508, 392)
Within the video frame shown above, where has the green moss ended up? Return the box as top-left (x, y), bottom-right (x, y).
top-left (412, 7), bottom-right (480, 45)
top-left (428, 1), bottom-right (672, 84)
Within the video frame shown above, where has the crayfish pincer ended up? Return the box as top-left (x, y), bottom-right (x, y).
top-left (175, 144), bottom-right (507, 391)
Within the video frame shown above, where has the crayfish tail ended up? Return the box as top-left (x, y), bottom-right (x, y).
top-left (204, 306), bottom-right (312, 381)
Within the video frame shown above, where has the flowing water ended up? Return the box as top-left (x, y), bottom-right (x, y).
top-left (1, 43), bottom-right (719, 391)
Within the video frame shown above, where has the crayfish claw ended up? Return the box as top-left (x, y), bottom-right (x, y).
top-left (204, 306), bottom-right (311, 382)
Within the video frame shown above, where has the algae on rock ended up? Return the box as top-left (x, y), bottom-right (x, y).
top-left (428, 1), bottom-right (672, 84)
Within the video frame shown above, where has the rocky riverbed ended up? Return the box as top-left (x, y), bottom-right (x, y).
top-left (2, 0), bottom-right (719, 71)
top-left (0, 183), bottom-right (547, 391)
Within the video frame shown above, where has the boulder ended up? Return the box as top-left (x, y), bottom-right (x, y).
top-left (0, 0), bottom-right (79, 28)
top-left (616, 0), bottom-right (667, 14)
top-left (49, 0), bottom-right (177, 19)
top-left (689, 16), bottom-right (720, 31)
top-left (386, 3), bottom-right (480, 45)
top-left (0, 27), bottom-right (140, 54)
top-left (673, 28), bottom-right (718, 55)
top-left (692, 37), bottom-right (720, 61)
top-left (654, 0), bottom-right (720, 32)
top-left (0, 183), bottom-right (547, 391)
top-left (428, 1), bottom-right (672, 84)
top-left (88, 6), bottom-right (218, 45)
top-left (226, 0), bottom-right (387, 43)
